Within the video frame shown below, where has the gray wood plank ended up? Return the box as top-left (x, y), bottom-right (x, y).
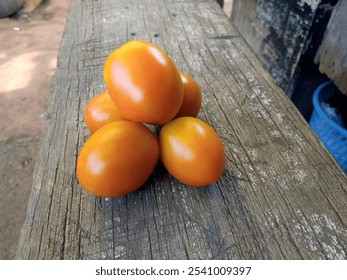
top-left (16, 0), bottom-right (347, 260)
top-left (231, 0), bottom-right (336, 98)
top-left (315, 0), bottom-right (347, 94)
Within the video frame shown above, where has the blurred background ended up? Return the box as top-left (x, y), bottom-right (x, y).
top-left (0, 0), bottom-right (71, 259)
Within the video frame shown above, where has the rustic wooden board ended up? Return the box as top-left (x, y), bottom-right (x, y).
top-left (231, 0), bottom-right (337, 99)
top-left (16, 0), bottom-right (347, 260)
top-left (315, 0), bottom-right (347, 94)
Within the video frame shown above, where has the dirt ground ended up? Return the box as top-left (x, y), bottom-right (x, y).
top-left (0, 0), bottom-right (71, 259)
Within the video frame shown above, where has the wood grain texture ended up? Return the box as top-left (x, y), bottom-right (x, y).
top-left (16, 0), bottom-right (347, 260)
top-left (231, 0), bottom-right (337, 98)
top-left (315, 0), bottom-right (347, 94)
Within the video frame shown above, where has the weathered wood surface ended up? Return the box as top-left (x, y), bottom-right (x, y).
top-left (315, 0), bottom-right (347, 94)
top-left (231, 0), bottom-right (337, 99)
top-left (17, 0), bottom-right (347, 260)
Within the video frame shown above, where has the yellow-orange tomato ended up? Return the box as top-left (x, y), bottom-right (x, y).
top-left (76, 121), bottom-right (159, 197)
top-left (176, 73), bottom-right (202, 118)
top-left (159, 117), bottom-right (225, 186)
top-left (84, 91), bottom-right (126, 133)
top-left (104, 40), bottom-right (183, 125)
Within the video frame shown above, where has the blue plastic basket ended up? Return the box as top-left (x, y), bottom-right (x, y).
top-left (309, 81), bottom-right (347, 173)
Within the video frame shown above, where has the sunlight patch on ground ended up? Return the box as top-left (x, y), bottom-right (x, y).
top-left (0, 51), bottom-right (40, 93)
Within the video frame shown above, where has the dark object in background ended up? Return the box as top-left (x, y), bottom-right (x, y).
top-left (231, 0), bottom-right (338, 120)
top-left (216, 0), bottom-right (224, 8)
top-left (326, 90), bottom-right (347, 128)
top-left (0, 0), bottom-right (24, 18)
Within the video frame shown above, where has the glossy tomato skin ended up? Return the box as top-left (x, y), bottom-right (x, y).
top-left (77, 121), bottom-right (159, 197)
top-left (84, 91), bottom-right (126, 133)
top-left (175, 73), bottom-right (202, 118)
top-left (104, 40), bottom-right (183, 125)
top-left (159, 117), bottom-right (225, 186)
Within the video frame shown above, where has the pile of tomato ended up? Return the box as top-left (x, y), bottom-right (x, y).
top-left (76, 40), bottom-right (225, 198)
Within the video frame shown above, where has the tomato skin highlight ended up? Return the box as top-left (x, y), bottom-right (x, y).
top-left (104, 40), bottom-right (183, 125)
top-left (159, 117), bottom-right (225, 187)
top-left (76, 121), bottom-right (160, 198)
top-left (84, 91), bottom-right (126, 134)
top-left (175, 73), bottom-right (202, 118)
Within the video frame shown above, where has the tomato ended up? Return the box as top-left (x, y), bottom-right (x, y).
top-left (159, 117), bottom-right (225, 186)
top-left (76, 121), bottom-right (159, 197)
top-left (84, 91), bottom-right (126, 133)
top-left (175, 73), bottom-right (202, 118)
top-left (104, 40), bottom-right (183, 125)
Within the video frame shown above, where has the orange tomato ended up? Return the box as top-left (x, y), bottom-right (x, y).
top-left (104, 40), bottom-right (183, 125)
top-left (84, 91), bottom-right (126, 133)
top-left (76, 121), bottom-right (159, 197)
top-left (159, 117), bottom-right (225, 186)
top-left (176, 73), bottom-right (202, 118)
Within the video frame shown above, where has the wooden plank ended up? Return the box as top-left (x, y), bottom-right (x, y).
top-left (16, 0), bottom-right (347, 260)
top-left (315, 0), bottom-right (347, 94)
top-left (231, 0), bottom-right (336, 99)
